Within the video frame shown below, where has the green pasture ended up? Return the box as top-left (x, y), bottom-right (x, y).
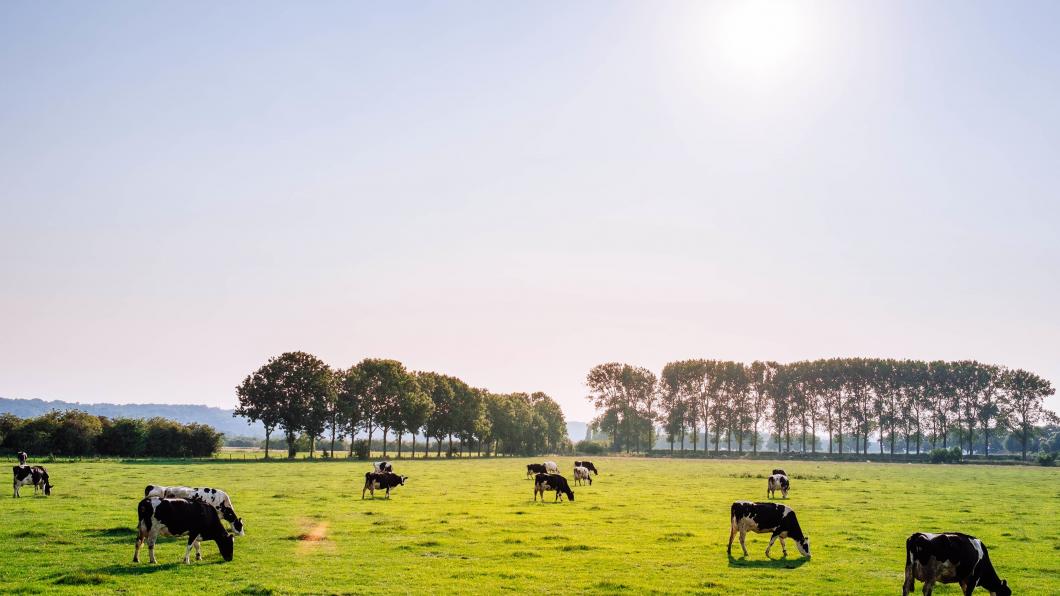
top-left (1, 458), bottom-right (1056, 594)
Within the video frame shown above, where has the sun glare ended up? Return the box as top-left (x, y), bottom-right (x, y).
top-left (714, 1), bottom-right (816, 76)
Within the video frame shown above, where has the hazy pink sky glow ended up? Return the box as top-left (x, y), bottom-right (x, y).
top-left (2, 1), bottom-right (1059, 422)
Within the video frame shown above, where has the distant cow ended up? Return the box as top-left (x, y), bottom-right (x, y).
top-left (728, 501), bottom-right (810, 558)
top-left (17, 451), bottom-right (27, 465)
top-left (573, 466), bottom-right (593, 486)
top-left (12, 465), bottom-right (52, 498)
top-left (373, 461), bottom-right (393, 473)
top-left (767, 473), bottom-right (790, 499)
top-left (533, 473), bottom-right (574, 502)
top-left (904, 532), bottom-right (1010, 596)
top-left (134, 497), bottom-right (234, 564)
top-left (362, 472), bottom-right (407, 499)
top-left (543, 461), bottom-right (559, 474)
top-left (771, 468), bottom-right (786, 476)
top-left (574, 460), bottom-right (599, 475)
top-left (145, 485), bottom-right (244, 536)
top-left (526, 463), bottom-right (547, 478)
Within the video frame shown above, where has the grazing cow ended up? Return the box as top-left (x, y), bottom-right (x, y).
top-left (543, 461), bottom-right (559, 474)
top-left (573, 466), bottom-right (593, 486)
top-left (574, 460), bottom-right (599, 475)
top-left (373, 461), bottom-right (393, 473)
top-left (533, 473), bottom-right (574, 502)
top-left (772, 468), bottom-right (786, 476)
top-left (144, 485), bottom-right (245, 536)
top-left (728, 501), bottom-right (810, 558)
top-left (526, 463), bottom-right (547, 478)
top-left (12, 465), bottom-right (52, 498)
top-left (17, 451), bottom-right (27, 465)
top-left (767, 473), bottom-right (790, 499)
top-left (903, 532), bottom-right (1010, 596)
top-left (134, 497), bottom-right (234, 564)
top-left (362, 472), bottom-right (407, 499)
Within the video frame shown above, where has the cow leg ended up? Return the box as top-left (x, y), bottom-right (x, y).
top-left (778, 536), bottom-right (788, 556)
top-left (385, 487), bottom-right (391, 500)
top-left (183, 534), bottom-right (197, 564)
top-left (148, 530), bottom-right (158, 564)
top-left (133, 532), bottom-right (144, 563)
top-left (727, 522), bottom-right (736, 555)
top-left (922, 578), bottom-right (934, 596)
top-left (13, 482), bottom-right (18, 498)
top-left (194, 538), bottom-right (202, 561)
top-left (739, 529), bottom-right (749, 557)
top-left (902, 563), bottom-right (915, 596)
top-left (765, 534), bottom-right (778, 557)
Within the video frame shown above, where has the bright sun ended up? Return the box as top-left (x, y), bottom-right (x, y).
top-left (714, 1), bottom-right (816, 76)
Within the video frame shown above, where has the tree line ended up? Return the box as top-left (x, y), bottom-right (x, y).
top-left (234, 352), bottom-right (568, 458)
top-left (0, 410), bottom-right (224, 458)
top-left (587, 358), bottom-right (1056, 460)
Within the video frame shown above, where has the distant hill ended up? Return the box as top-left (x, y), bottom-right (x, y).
top-left (566, 421), bottom-right (587, 442)
top-left (0, 397), bottom-right (263, 438)
top-left (1, 396), bottom-right (589, 445)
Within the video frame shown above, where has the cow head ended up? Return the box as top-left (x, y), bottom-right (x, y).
top-left (44, 482), bottom-right (52, 496)
top-left (216, 532), bottom-right (235, 561)
top-left (220, 505), bottom-right (245, 536)
top-left (992, 579), bottom-right (1010, 596)
top-left (400, 475), bottom-right (408, 486)
top-left (795, 536), bottom-right (810, 558)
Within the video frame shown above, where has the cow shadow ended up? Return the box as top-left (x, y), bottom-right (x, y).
top-left (727, 553), bottom-right (809, 569)
top-left (86, 527), bottom-right (136, 543)
top-left (96, 561), bottom-right (225, 575)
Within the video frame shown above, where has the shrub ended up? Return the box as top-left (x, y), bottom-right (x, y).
top-left (575, 440), bottom-right (605, 455)
top-left (929, 446), bottom-right (962, 464)
top-left (1036, 450), bottom-right (1057, 467)
top-left (353, 439), bottom-right (370, 460)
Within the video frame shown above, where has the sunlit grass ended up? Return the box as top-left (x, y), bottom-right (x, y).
top-left (0, 458), bottom-right (1055, 594)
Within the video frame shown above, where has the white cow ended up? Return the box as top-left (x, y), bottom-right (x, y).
top-left (144, 485), bottom-right (244, 535)
top-left (573, 466), bottom-right (593, 486)
top-left (543, 461), bottom-right (559, 474)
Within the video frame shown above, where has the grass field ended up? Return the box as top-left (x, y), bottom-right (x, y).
top-left (1, 457), bottom-right (1056, 594)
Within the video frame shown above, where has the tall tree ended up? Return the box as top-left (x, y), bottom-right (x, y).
top-left (236, 352), bottom-right (333, 458)
top-left (1003, 368), bottom-right (1055, 460)
top-left (234, 358), bottom-right (286, 459)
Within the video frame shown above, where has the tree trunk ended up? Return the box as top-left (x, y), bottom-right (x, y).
top-left (437, 436), bottom-right (442, 457)
top-left (448, 434), bottom-right (453, 457)
top-left (286, 431), bottom-right (297, 459)
top-left (330, 425), bottom-right (337, 458)
top-left (411, 433), bottom-right (416, 459)
top-left (752, 422), bottom-right (758, 454)
top-left (382, 428), bottom-right (389, 457)
top-left (264, 428), bottom-right (272, 460)
top-left (309, 436), bottom-right (316, 459)
top-left (397, 432), bottom-right (403, 457)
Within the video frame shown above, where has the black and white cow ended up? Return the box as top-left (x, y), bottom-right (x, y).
top-left (533, 473), bottom-right (574, 502)
top-left (526, 463), bottom-right (547, 478)
top-left (144, 485), bottom-right (244, 536)
top-left (17, 451), bottom-right (27, 465)
top-left (574, 460), bottom-right (599, 475)
top-left (904, 532), bottom-right (1010, 596)
top-left (542, 461), bottom-right (559, 474)
top-left (767, 473), bottom-right (790, 499)
top-left (373, 461), bottom-right (393, 473)
top-left (12, 465), bottom-right (52, 497)
top-left (134, 497), bottom-right (234, 564)
top-left (728, 501), bottom-right (810, 558)
top-left (573, 466), bottom-right (593, 486)
top-left (772, 468), bottom-right (786, 476)
top-left (362, 472), bottom-right (407, 499)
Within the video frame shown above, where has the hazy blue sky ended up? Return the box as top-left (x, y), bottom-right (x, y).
top-left (2, 1), bottom-right (1058, 422)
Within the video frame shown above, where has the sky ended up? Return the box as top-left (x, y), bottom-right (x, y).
top-left (2, 1), bottom-right (1059, 423)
